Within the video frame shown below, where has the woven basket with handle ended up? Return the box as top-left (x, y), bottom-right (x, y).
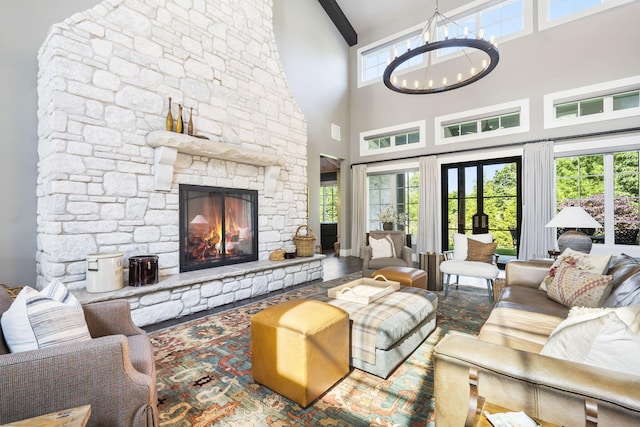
top-left (293, 225), bottom-right (316, 257)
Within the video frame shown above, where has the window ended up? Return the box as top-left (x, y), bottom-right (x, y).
top-left (443, 112), bottom-right (521, 138)
top-left (555, 150), bottom-right (640, 245)
top-left (357, 0), bottom-right (532, 87)
top-left (555, 91), bottom-right (639, 120)
top-left (435, 99), bottom-right (529, 145)
top-left (368, 171), bottom-right (419, 237)
top-left (539, 0), bottom-right (636, 30)
top-left (360, 121), bottom-right (426, 157)
top-left (320, 184), bottom-right (338, 223)
top-left (544, 76), bottom-right (640, 129)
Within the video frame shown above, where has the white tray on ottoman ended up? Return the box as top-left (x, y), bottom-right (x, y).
top-left (327, 276), bottom-right (400, 305)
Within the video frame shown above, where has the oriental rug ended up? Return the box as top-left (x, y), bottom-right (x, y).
top-left (151, 273), bottom-right (493, 426)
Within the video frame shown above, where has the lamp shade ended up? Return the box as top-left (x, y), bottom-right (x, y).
top-left (545, 206), bottom-right (602, 229)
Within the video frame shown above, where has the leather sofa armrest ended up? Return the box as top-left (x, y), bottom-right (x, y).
top-left (434, 333), bottom-right (640, 427)
top-left (505, 259), bottom-right (554, 288)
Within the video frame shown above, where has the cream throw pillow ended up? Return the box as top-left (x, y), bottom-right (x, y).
top-left (369, 235), bottom-right (395, 259)
top-left (0, 280), bottom-right (91, 353)
top-left (547, 263), bottom-right (613, 307)
top-left (541, 305), bottom-right (640, 376)
top-left (539, 248), bottom-right (611, 292)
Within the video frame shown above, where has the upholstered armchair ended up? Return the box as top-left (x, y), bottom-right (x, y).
top-left (362, 230), bottom-right (413, 277)
top-left (0, 288), bottom-right (158, 426)
top-left (439, 233), bottom-right (499, 301)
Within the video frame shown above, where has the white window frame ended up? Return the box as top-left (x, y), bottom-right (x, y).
top-left (357, 0), bottom-right (533, 89)
top-left (435, 99), bottom-right (530, 145)
top-left (360, 120), bottom-right (426, 157)
top-left (554, 133), bottom-right (640, 250)
top-left (538, 0), bottom-right (636, 31)
top-left (543, 75), bottom-right (640, 129)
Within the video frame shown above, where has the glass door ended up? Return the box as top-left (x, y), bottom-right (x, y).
top-left (441, 157), bottom-right (522, 258)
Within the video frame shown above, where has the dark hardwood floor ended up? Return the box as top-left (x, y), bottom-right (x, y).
top-left (144, 253), bottom-right (363, 332)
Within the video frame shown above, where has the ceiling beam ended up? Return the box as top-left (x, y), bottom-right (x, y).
top-left (317, 0), bottom-right (358, 46)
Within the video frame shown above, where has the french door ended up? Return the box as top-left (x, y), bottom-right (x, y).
top-left (441, 157), bottom-right (522, 254)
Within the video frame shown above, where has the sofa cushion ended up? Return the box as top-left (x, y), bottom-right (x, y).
top-left (366, 256), bottom-right (410, 270)
top-left (466, 238), bottom-right (497, 264)
top-left (1, 280), bottom-right (91, 353)
top-left (496, 285), bottom-right (570, 318)
top-left (541, 305), bottom-right (640, 375)
top-left (547, 263), bottom-right (613, 308)
top-left (539, 248), bottom-right (611, 292)
top-left (603, 254), bottom-right (640, 307)
top-left (478, 307), bottom-right (564, 353)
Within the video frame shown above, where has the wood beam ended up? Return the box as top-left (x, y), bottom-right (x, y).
top-left (317, 0), bottom-right (358, 46)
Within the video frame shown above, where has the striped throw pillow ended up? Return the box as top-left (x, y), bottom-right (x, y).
top-left (0, 280), bottom-right (91, 353)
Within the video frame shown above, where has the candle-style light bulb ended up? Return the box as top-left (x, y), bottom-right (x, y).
top-left (423, 32), bottom-right (430, 44)
top-left (406, 39), bottom-right (411, 50)
top-left (444, 27), bottom-right (449, 39)
top-left (471, 67), bottom-right (477, 76)
top-left (478, 28), bottom-right (485, 39)
top-left (490, 35), bottom-right (496, 44)
top-left (482, 59), bottom-right (488, 69)
top-left (442, 77), bottom-right (447, 86)
top-left (393, 47), bottom-right (398, 58)
top-left (428, 80), bottom-right (433, 88)
top-left (414, 80), bottom-right (420, 89)
top-left (464, 27), bottom-right (469, 37)
top-left (402, 79), bottom-right (407, 88)
top-left (457, 73), bottom-right (462, 82)
top-left (393, 76), bottom-right (398, 85)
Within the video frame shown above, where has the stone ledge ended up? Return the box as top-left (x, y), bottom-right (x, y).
top-left (74, 254), bottom-right (325, 304)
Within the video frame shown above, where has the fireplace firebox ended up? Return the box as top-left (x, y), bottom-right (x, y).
top-left (179, 185), bottom-right (258, 272)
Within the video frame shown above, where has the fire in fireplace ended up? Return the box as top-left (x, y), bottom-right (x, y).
top-left (179, 184), bottom-right (258, 272)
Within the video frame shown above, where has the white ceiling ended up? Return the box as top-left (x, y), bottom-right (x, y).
top-left (334, 0), bottom-right (429, 35)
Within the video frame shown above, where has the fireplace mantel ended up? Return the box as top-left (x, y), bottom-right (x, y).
top-left (147, 130), bottom-right (284, 195)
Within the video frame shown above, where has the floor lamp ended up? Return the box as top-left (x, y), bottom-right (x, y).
top-left (546, 206), bottom-right (602, 254)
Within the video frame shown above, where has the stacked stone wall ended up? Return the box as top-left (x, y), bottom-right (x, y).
top-left (36, 0), bottom-right (308, 290)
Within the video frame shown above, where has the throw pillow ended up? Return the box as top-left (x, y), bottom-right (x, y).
top-left (539, 248), bottom-right (611, 292)
top-left (452, 233), bottom-right (493, 261)
top-left (541, 305), bottom-right (640, 376)
top-left (466, 238), bottom-right (498, 264)
top-left (546, 263), bottom-right (613, 308)
top-left (369, 235), bottom-right (394, 259)
top-left (0, 280), bottom-right (91, 353)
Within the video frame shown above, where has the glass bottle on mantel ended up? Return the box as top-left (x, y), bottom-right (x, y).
top-left (188, 107), bottom-right (194, 136)
top-left (165, 97), bottom-right (174, 131)
top-left (176, 104), bottom-right (184, 134)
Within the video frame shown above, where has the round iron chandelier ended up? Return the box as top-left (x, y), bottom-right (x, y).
top-left (382, 2), bottom-right (500, 95)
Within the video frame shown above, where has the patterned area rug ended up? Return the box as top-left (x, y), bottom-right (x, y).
top-left (151, 273), bottom-right (494, 426)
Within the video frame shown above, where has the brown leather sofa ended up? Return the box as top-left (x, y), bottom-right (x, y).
top-left (433, 258), bottom-right (640, 426)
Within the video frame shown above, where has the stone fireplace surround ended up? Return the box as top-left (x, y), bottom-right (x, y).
top-left (36, 0), bottom-right (319, 326)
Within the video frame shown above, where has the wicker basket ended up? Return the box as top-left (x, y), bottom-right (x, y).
top-left (293, 225), bottom-right (316, 257)
top-left (492, 278), bottom-right (506, 301)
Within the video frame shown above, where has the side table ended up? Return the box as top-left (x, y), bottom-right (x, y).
top-left (1, 405), bottom-right (91, 427)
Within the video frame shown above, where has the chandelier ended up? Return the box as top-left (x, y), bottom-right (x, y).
top-left (382, 1), bottom-right (500, 95)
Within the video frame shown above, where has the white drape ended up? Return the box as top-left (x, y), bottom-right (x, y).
top-left (351, 164), bottom-right (368, 258)
top-left (418, 156), bottom-right (440, 253)
top-left (520, 141), bottom-right (556, 260)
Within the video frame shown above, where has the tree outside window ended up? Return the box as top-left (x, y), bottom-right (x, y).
top-left (320, 185), bottom-right (338, 223)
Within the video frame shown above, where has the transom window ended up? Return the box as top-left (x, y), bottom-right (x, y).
top-left (539, 0), bottom-right (635, 30)
top-left (360, 121), bottom-right (426, 157)
top-left (443, 112), bottom-right (521, 138)
top-left (555, 90), bottom-right (640, 120)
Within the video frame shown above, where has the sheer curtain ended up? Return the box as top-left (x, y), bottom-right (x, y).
top-left (351, 164), bottom-right (368, 258)
top-left (418, 156), bottom-right (440, 253)
top-left (520, 141), bottom-right (556, 260)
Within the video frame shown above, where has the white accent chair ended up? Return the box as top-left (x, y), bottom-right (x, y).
top-left (439, 233), bottom-right (499, 301)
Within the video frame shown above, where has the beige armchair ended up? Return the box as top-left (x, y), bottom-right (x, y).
top-left (362, 231), bottom-right (413, 277)
top-left (0, 288), bottom-right (158, 426)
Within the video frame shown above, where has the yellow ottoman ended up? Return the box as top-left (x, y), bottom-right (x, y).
top-left (251, 299), bottom-right (349, 407)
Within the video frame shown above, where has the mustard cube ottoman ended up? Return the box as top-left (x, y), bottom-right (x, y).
top-left (372, 266), bottom-right (427, 289)
top-left (251, 299), bottom-right (349, 407)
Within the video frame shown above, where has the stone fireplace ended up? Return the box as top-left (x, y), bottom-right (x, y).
top-left (35, 0), bottom-right (322, 325)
